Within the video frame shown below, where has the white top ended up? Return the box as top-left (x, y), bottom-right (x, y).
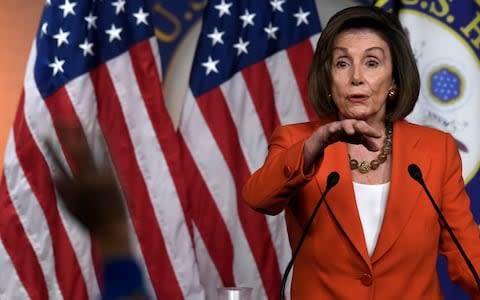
top-left (352, 182), bottom-right (390, 257)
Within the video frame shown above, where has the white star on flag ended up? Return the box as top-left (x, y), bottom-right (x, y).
top-left (105, 24), bottom-right (123, 42)
top-left (59, 0), bottom-right (77, 18)
top-left (41, 22), bottom-right (48, 36)
top-left (112, 0), bottom-right (126, 15)
top-left (270, 0), bottom-right (285, 12)
top-left (48, 56), bottom-right (65, 75)
top-left (53, 28), bottom-right (70, 47)
top-left (293, 7), bottom-right (310, 26)
top-left (79, 38), bottom-right (94, 56)
top-left (264, 22), bottom-right (279, 39)
top-left (233, 37), bottom-right (249, 55)
top-left (214, 0), bottom-right (232, 17)
top-left (240, 9), bottom-right (256, 28)
top-left (202, 56), bottom-right (220, 75)
top-left (133, 7), bottom-right (149, 25)
top-left (84, 12), bottom-right (98, 29)
top-left (207, 27), bottom-right (225, 46)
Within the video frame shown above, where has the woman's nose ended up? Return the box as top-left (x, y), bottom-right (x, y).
top-left (351, 65), bottom-right (364, 85)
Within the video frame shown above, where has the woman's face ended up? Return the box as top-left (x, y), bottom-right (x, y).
top-left (330, 28), bottom-right (395, 123)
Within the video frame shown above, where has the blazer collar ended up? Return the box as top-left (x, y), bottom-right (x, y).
top-left (316, 132), bottom-right (370, 266)
top-left (371, 121), bottom-right (431, 263)
top-left (314, 120), bottom-right (431, 268)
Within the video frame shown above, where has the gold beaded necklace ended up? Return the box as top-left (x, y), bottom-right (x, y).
top-left (349, 122), bottom-right (393, 174)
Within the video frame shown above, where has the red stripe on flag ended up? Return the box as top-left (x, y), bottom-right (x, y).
top-left (0, 169), bottom-right (48, 300)
top-left (178, 134), bottom-right (235, 286)
top-left (90, 64), bottom-right (183, 299)
top-left (286, 40), bottom-right (318, 121)
top-left (197, 89), bottom-right (281, 300)
top-left (242, 61), bottom-right (281, 139)
top-left (44, 88), bottom-right (84, 172)
top-left (128, 41), bottom-right (193, 234)
top-left (14, 91), bottom-right (89, 300)
top-left (0, 176), bottom-right (47, 300)
top-left (44, 87), bottom-right (102, 286)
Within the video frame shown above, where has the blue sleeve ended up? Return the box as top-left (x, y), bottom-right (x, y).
top-left (102, 257), bottom-right (148, 300)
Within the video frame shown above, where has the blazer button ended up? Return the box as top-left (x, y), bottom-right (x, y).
top-left (360, 273), bottom-right (373, 286)
top-left (283, 165), bottom-right (292, 178)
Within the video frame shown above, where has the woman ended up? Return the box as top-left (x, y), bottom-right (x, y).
top-left (242, 6), bottom-right (480, 299)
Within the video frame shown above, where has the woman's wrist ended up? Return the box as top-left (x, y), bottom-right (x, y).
top-left (96, 222), bottom-right (132, 258)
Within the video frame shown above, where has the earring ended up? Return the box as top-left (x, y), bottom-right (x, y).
top-left (387, 89), bottom-right (397, 99)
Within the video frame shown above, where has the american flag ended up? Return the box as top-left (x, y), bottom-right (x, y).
top-left (0, 0), bottom-right (202, 299)
top-left (0, 0), bottom-right (322, 299)
top-left (179, 0), bottom-right (321, 299)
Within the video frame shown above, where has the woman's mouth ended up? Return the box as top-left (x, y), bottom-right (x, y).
top-left (348, 94), bottom-right (369, 102)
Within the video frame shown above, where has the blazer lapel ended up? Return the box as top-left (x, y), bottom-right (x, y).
top-left (316, 141), bottom-right (371, 268)
top-left (371, 121), bottom-right (432, 263)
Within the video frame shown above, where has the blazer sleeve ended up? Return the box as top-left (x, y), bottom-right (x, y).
top-left (242, 125), bottom-right (318, 215)
top-left (438, 133), bottom-right (480, 299)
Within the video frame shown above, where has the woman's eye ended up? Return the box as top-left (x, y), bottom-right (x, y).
top-left (367, 60), bottom-right (379, 67)
top-left (335, 61), bottom-right (348, 68)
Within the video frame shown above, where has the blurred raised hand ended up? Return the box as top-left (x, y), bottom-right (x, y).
top-left (48, 126), bottom-right (131, 257)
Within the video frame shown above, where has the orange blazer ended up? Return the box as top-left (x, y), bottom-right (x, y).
top-left (243, 119), bottom-right (480, 299)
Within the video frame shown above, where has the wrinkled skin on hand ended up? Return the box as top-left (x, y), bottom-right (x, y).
top-left (303, 119), bottom-right (383, 172)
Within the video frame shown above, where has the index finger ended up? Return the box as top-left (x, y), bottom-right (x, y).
top-left (57, 125), bottom-right (96, 177)
top-left (352, 121), bottom-right (383, 138)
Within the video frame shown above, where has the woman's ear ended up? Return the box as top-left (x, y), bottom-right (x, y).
top-left (387, 87), bottom-right (397, 101)
top-left (388, 82), bottom-right (397, 100)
